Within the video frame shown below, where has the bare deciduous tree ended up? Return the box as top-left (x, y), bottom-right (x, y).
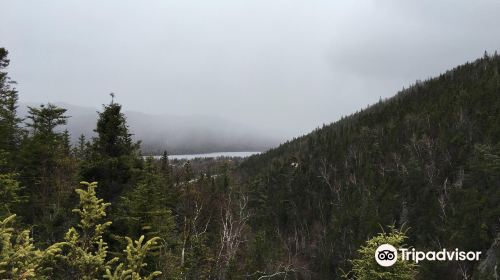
top-left (216, 192), bottom-right (251, 277)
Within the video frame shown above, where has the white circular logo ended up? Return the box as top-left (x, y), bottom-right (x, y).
top-left (375, 244), bottom-right (398, 267)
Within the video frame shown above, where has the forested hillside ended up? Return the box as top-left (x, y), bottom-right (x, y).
top-left (1, 45), bottom-right (500, 280)
top-left (239, 52), bottom-right (500, 279)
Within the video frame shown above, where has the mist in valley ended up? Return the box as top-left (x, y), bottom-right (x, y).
top-left (18, 102), bottom-right (278, 154)
top-left (3, 0), bottom-right (500, 154)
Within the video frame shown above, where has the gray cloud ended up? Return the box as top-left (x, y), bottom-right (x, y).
top-left (1, 0), bottom-right (499, 140)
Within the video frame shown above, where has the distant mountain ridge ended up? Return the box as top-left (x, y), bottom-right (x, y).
top-left (17, 102), bottom-right (279, 154)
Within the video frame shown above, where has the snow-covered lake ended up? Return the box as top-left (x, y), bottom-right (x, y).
top-left (150, 151), bottom-right (261, 160)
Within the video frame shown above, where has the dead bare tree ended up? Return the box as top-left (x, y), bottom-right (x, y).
top-left (458, 263), bottom-right (471, 280)
top-left (438, 178), bottom-right (449, 221)
top-left (181, 200), bottom-right (210, 267)
top-left (256, 264), bottom-right (298, 280)
top-left (216, 192), bottom-right (251, 277)
top-left (242, 262), bottom-right (300, 280)
top-left (318, 158), bottom-right (342, 203)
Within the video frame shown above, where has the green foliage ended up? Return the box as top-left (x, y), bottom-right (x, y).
top-left (104, 236), bottom-right (162, 280)
top-left (94, 103), bottom-right (136, 158)
top-left (26, 104), bottom-right (68, 135)
top-left (113, 158), bottom-right (181, 278)
top-left (0, 48), bottom-right (22, 169)
top-left (19, 103), bottom-right (77, 244)
top-left (73, 181), bottom-right (111, 233)
top-left (0, 214), bottom-right (60, 279)
top-left (0, 172), bottom-right (23, 217)
top-left (346, 227), bottom-right (417, 280)
top-left (81, 102), bottom-right (141, 201)
top-left (54, 181), bottom-right (114, 279)
top-left (0, 181), bottom-right (162, 280)
top-left (239, 54), bottom-right (500, 278)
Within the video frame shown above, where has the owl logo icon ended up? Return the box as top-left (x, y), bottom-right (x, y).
top-left (375, 244), bottom-right (398, 267)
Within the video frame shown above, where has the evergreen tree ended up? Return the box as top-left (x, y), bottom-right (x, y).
top-left (81, 101), bottom-right (140, 201)
top-left (0, 181), bottom-right (162, 280)
top-left (93, 102), bottom-right (135, 158)
top-left (25, 104), bottom-right (68, 135)
top-left (0, 214), bottom-right (61, 279)
top-left (53, 181), bottom-right (114, 279)
top-left (0, 48), bottom-right (23, 170)
top-left (19, 103), bottom-right (75, 243)
top-left (159, 150), bottom-right (172, 181)
top-left (103, 235), bottom-right (162, 280)
top-left (346, 227), bottom-right (417, 280)
top-left (73, 134), bottom-right (89, 160)
top-left (0, 168), bottom-right (23, 218)
top-left (115, 158), bottom-right (180, 278)
top-left (53, 181), bottom-right (162, 279)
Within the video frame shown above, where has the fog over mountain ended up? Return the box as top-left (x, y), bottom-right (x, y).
top-left (18, 102), bottom-right (279, 154)
top-left (3, 1), bottom-right (500, 141)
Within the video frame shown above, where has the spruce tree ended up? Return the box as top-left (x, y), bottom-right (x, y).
top-left (0, 214), bottom-right (61, 279)
top-left (25, 104), bottom-right (68, 136)
top-left (159, 150), bottom-right (172, 180)
top-left (81, 101), bottom-right (140, 201)
top-left (54, 181), bottom-right (114, 279)
top-left (53, 181), bottom-right (162, 279)
top-left (346, 227), bottom-right (417, 280)
top-left (0, 49), bottom-right (23, 216)
top-left (73, 134), bottom-right (88, 159)
top-left (19, 103), bottom-right (75, 243)
top-left (0, 167), bottom-right (23, 218)
top-left (115, 158), bottom-right (180, 278)
top-left (93, 102), bottom-right (135, 158)
top-left (0, 181), bottom-right (163, 280)
top-left (0, 48), bottom-right (22, 170)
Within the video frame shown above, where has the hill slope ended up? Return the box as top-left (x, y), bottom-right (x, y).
top-left (239, 53), bottom-right (500, 279)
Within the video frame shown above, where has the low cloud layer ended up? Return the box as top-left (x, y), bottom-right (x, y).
top-left (1, 0), bottom-right (500, 140)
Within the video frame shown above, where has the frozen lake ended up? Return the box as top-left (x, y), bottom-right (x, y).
top-left (150, 151), bottom-right (261, 160)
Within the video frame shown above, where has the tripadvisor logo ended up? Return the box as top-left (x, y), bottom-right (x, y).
top-left (375, 244), bottom-right (398, 267)
top-left (374, 244), bottom-right (482, 267)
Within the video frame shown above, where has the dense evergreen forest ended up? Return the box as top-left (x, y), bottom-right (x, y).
top-left (240, 51), bottom-right (500, 279)
top-left (1, 46), bottom-right (500, 279)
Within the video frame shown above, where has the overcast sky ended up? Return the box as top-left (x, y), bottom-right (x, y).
top-left (1, 0), bottom-right (500, 139)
